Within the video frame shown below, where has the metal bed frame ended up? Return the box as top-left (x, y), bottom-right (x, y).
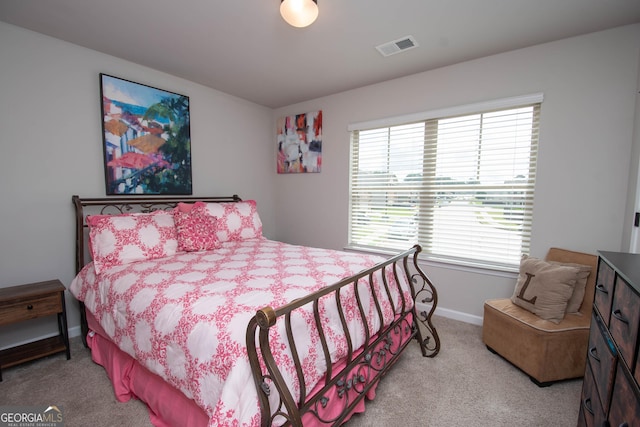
top-left (72, 194), bottom-right (440, 426)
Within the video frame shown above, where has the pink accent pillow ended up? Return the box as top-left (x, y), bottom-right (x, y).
top-left (176, 202), bottom-right (195, 213)
top-left (88, 211), bottom-right (179, 274)
top-left (202, 200), bottom-right (263, 242)
top-left (173, 206), bottom-right (220, 252)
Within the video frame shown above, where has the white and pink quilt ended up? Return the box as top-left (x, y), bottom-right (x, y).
top-left (70, 238), bottom-right (413, 426)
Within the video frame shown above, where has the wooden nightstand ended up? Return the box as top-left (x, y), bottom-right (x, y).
top-left (0, 279), bottom-right (71, 381)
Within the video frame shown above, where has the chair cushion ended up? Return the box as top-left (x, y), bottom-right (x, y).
top-left (485, 298), bottom-right (590, 332)
top-left (483, 298), bottom-right (591, 383)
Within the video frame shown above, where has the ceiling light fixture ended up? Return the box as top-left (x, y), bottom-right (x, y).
top-left (280, 0), bottom-right (318, 28)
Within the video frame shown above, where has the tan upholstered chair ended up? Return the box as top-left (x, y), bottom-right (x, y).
top-left (482, 248), bottom-right (598, 386)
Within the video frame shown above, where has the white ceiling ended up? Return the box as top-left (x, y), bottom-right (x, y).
top-left (2, 0), bottom-right (640, 108)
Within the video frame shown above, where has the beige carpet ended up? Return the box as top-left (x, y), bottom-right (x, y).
top-left (0, 316), bottom-right (582, 426)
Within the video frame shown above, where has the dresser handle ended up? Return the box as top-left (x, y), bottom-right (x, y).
top-left (595, 284), bottom-right (608, 294)
top-left (589, 346), bottom-right (600, 362)
top-left (612, 309), bottom-right (629, 325)
top-left (582, 397), bottom-right (594, 416)
top-left (27, 304), bottom-right (34, 310)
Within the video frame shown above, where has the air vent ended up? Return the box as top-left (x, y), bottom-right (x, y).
top-left (376, 35), bottom-right (419, 57)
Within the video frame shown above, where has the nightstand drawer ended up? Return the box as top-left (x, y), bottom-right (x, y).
top-left (0, 293), bottom-right (62, 325)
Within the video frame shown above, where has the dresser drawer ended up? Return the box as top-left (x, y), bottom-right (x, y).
top-left (635, 336), bottom-right (640, 386)
top-left (581, 252), bottom-right (640, 427)
top-left (0, 293), bottom-right (62, 326)
top-left (594, 259), bottom-right (615, 324)
top-left (587, 312), bottom-right (617, 413)
top-left (608, 363), bottom-right (640, 427)
top-left (609, 276), bottom-right (640, 368)
top-left (579, 362), bottom-right (606, 427)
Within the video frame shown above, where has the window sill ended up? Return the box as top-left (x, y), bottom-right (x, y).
top-left (343, 245), bottom-right (519, 278)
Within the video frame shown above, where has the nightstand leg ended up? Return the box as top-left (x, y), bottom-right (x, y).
top-left (58, 291), bottom-right (71, 360)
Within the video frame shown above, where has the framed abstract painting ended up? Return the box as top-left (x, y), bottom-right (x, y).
top-left (277, 110), bottom-right (322, 173)
top-left (100, 74), bottom-right (192, 195)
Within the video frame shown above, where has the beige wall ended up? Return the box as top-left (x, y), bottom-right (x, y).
top-left (622, 43), bottom-right (640, 252)
top-left (0, 22), bottom-right (275, 345)
top-left (273, 24), bottom-right (640, 323)
top-left (0, 21), bottom-right (638, 348)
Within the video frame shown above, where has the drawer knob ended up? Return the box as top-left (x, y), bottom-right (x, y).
top-left (582, 397), bottom-right (594, 416)
top-left (27, 304), bottom-right (34, 310)
top-left (595, 284), bottom-right (608, 294)
top-left (588, 346), bottom-right (600, 363)
top-left (612, 309), bottom-right (629, 325)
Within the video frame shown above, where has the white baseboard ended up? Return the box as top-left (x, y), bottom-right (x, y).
top-left (416, 303), bottom-right (483, 326)
top-left (69, 325), bottom-right (82, 338)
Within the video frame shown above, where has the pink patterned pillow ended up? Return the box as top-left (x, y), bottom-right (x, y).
top-left (88, 211), bottom-right (179, 274)
top-left (176, 202), bottom-right (196, 213)
top-left (202, 200), bottom-right (263, 242)
top-left (173, 206), bottom-right (220, 252)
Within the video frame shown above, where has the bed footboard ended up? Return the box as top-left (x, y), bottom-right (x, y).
top-left (246, 245), bottom-right (439, 427)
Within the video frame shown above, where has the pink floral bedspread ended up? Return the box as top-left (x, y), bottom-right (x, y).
top-left (70, 238), bottom-right (413, 426)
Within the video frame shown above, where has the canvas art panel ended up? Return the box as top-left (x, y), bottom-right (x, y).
top-left (100, 74), bottom-right (192, 195)
top-left (277, 110), bottom-right (322, 173)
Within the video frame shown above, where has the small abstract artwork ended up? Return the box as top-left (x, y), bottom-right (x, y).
top-left (277, 110), bottom-right (322, 173)
top-left (100, 74), bottom-right (192, 195)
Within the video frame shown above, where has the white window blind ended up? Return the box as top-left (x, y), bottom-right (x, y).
top-left (349, 98), bottom-right (541, 269)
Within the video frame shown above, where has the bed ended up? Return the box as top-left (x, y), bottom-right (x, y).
top-left (69, 195), bottom-right (440, 427)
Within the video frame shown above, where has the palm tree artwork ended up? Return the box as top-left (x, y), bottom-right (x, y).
top-left (101, 74), bottom-right (192, 195)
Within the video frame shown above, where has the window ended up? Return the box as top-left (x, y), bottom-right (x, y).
top-left (348, 95), bottom-right (541, 269)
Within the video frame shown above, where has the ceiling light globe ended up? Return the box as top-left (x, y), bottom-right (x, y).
top-left (280, 0), bottom-right (318, 28)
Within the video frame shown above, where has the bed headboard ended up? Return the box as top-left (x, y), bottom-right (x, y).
top-left (72, 194), bottom-right (241, 274)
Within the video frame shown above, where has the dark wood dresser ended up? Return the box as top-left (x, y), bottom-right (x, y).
top-left (578, 251), bottom-right (640, 426)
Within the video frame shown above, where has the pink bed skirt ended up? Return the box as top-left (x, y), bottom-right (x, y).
top-left (86, 312), bottom-right (414, 426)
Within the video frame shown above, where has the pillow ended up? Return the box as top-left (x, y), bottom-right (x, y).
top-left (173, 206), bottom-right (220, 252)
top-left (511, 255), bottom-right (580, 324)
top-left (202, 200), bottom-right (263, 242)
top-left (549, 261), bottom-right (592, 314)
top-left (176, 202), bottom-right (195, 213)
top-left (88, 211), bottom-right (179, 274)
